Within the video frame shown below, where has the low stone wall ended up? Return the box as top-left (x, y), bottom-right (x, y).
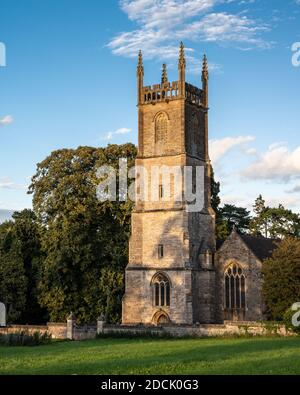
top-left (0, 323), bottom-right (67, 339)
top-left (100, 321), bottom-right (294, 338)
top-left (0, 320), bottom-right (294, 340)
top-left (47, 323), bottom-right (67, 339)
top-left (73, 325), bottom-right (97, 340)
top-left (0, 324), bottom-right (48, 336)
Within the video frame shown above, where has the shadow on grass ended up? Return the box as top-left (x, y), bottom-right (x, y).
top-left (1, 337), bottom-right (300, 375)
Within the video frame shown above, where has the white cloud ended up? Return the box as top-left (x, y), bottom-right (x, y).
top-left (108, 0), bottom-right (271, 65)
top-left (102, 127), bottom-right (132, 140)
top-left (0, 115), bottom-right (13, 126)
top-left (220, 193), bottom-right (300, 212)
top-left (178, 12), bottom-right (270, 49)
top-left (115, 127), bottom-right (132, 135)
top-left (120, 0), bottom-right (215, 30)
top-left (286, 184), bottom-right (300, 194)
top-left (243, 143), bottom-right (300, 183)
top-left (244, 147), bottom-right (257, 155)
top-left (0, 177), bottom-right (25, 190)
top-left (209, 135), bottom-right (255, 163)
top-left (264, 195), bottom-right (300, 209)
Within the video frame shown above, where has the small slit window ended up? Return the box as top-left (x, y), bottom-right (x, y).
top-left (158, 244), bottom-right (164, 259)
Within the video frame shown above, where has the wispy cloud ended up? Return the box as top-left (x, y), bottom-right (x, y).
top-left (209, 135), bottom-right (255, 164)
top-left (0, 177), bottom-right (25, 190)
top-left (286, 184), bottom-right (300, 194)
top-left (0, 115), bottom-right (13, 126)
top-left (102, 127), bottom-right (132, 140)
top-left (242, 143), bottom-right (300, 183)
top-left (107, 0), bottom-right (271, 67)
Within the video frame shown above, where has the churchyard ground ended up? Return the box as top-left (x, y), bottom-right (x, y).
top-left (0, 336), bottom-right (300, 375)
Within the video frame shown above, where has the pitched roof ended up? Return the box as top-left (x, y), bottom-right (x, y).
top-left (239, 234), bottom-right (279, 261)
top-left (216, 232), bottom-right (280, 261)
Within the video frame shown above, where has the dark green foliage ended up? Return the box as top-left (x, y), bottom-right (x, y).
top-left (219, 204), bottom-right (251, 236)
top-left (210, 170), bottom-right (221, 215)
top-left (29, 144), bottom-right (137, 324)
top-left (12, 210), bottom-right (47, 324)
top-left (250, 195), bottom-right (300, 238)
top-left (262, 238), bottom-right (300, 320)
top-left (0, 330), bottom-right (52, 346)
top-left (0, 222), bottom-right (27, 322)
top-left (210, 172), bottom-right (252, 240)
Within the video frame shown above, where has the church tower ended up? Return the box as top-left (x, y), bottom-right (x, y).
top-left (122, 43), bottom-right (216, 325)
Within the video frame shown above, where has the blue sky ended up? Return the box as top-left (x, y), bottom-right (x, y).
top-left (0, 0), bottom-right (300, 220)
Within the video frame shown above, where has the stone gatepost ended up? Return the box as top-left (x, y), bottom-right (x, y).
top-left (0, 302), bottom-right (6, 327)
top-left (67, 312), bottom-right (76, 340)
top-left (97, 314), bottom-right (106, 335)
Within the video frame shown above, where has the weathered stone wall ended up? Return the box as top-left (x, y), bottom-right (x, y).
top-left (123, 268), bottom-right (192, 325)
top-left (0, 323), bottom-right (66, 339)
top-left (139, 99), bottom-right (185, 158)
top-left (123, 72), bottom-right (217, 326)
top-left (0, 322), bottom-right (95, 340)
top-left (215, 231), bottom-right (264, 323)
top-left (101, 322), bottom-right (294, 338)
top-left (0, 321), bottom-right (294, 340)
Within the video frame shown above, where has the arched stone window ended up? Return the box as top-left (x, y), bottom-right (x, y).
top-left (155, 113), bottom-right (168, 143)
top-left (151, 272), bottom-right (170, 307)
top-left (224, 264), bottom-right (246, 309)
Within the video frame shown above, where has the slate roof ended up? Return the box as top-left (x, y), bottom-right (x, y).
top-left (217, 232), bottom-right (279, 261)
top-left (239, 234), bottom-right (279, 261)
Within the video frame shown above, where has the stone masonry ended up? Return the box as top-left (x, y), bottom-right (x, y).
top-left (122, 44), bottom-right (216, 325)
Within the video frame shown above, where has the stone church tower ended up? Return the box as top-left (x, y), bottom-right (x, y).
top-left (122, 43), bottom-right (216, 325)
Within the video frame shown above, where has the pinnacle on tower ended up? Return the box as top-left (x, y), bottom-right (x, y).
top-left (161, 63), bottom-right (168, 84)
top-left (202, 54), bottom-right (209, 81)
top-left (137, 50), bottom-right (144, 74)
top-left (178, 41), bottom-right (186, 68)
top-left (137, 50), bottom-right (144, 105)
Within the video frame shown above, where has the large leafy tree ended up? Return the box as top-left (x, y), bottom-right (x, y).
top-left (262, 238), bottom-right (300, 320)
top-left (210, 171), bottom-right (229, 241)
top-left (219, 204), bottom-right (251, 236)
top-left (12, 209), bottom-right (47, 324)
top-left (29, 144), bottom-right (136, 323)
top-left (0, 221), bottom-right (27, 322)
top-left (250, 195), bottom-right (300, 238)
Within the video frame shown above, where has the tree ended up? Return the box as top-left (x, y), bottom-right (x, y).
top-left (12, 209), bottom-right (46, 324)
top-left (262, 238), bottom-right (300, 320)
top-left (210, 169), bottom-right (221, 215)
top-left (0, 221), bottom-right (27, 322)
top-left (251, 195), bottom-right (268, 236)
top-left (219, 204), bottom-right (251, 235)
top-left (29, 144), bottom-right (137, 323)
top-left (250, 195), bottom-right (300, 238)
top-left (210, 170), bottom-right (229, 241)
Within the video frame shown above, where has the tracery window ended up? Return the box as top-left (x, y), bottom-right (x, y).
top-left (155, 113), bottom-right (168, 143)
top-left (224, 264), bottom-right (246, 309)
top-left (152, 273), bottom-right (170, 307)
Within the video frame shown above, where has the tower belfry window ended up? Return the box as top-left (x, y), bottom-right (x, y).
top-left (155, 113), bottom-right (168, 143)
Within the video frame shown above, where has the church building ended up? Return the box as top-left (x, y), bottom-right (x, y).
top-left (122, 43), bottom-right (277, 326)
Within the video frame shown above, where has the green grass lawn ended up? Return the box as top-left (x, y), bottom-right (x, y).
top-left (0, 336), bottom-right (300, 375)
